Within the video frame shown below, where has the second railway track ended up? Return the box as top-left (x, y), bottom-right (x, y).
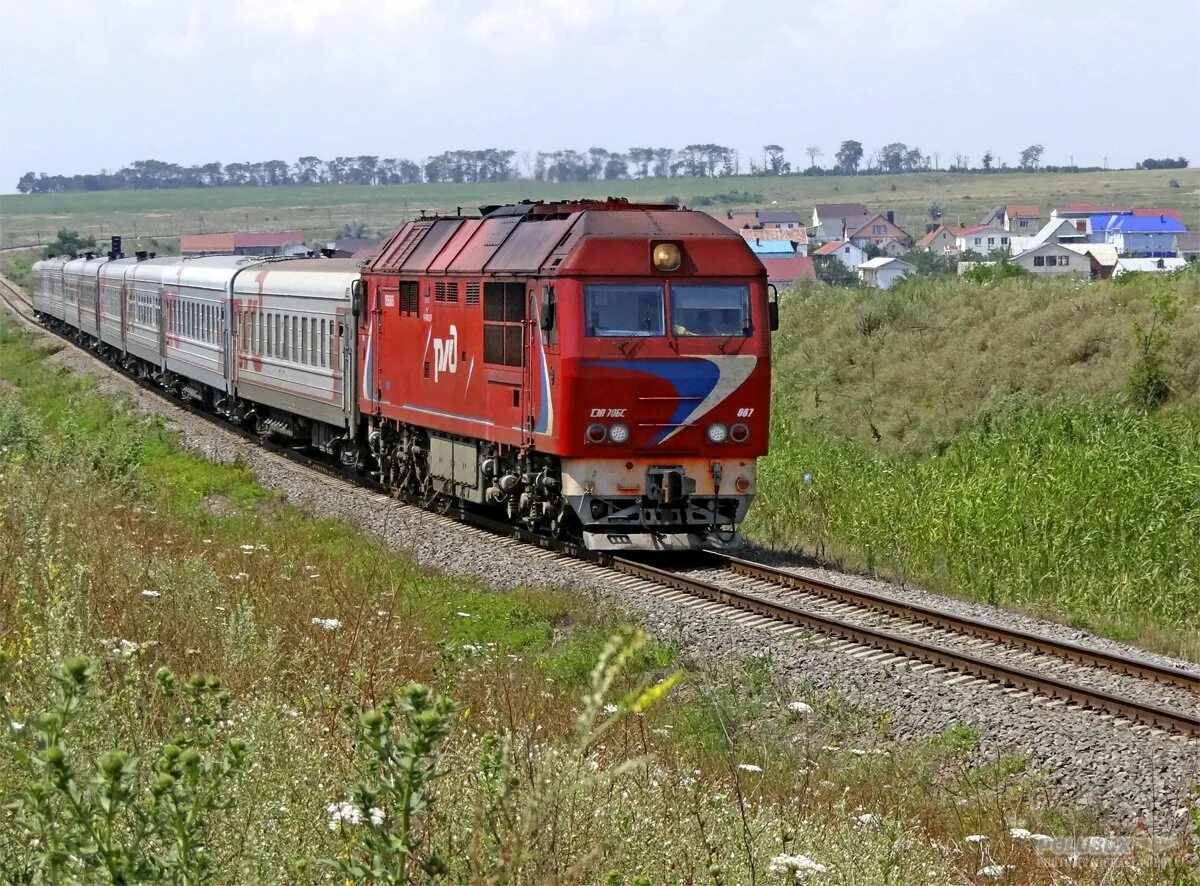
top-left (3, 274), bottom-right (1199, 739)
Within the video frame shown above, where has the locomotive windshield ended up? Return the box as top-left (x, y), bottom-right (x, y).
top-left (585, 284), bottom-right (665, 337)
top-left (670, 284), bottom-right (750, 337)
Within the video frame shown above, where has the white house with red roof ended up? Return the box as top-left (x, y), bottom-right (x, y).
top-left (954, 224), bottom-right (1012, 254)
top-left (812, 239), bottom-right (866, 270)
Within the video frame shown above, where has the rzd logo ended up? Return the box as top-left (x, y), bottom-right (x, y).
top-left (432, 325), bottom-right (458, 382)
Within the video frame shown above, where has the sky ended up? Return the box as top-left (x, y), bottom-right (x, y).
top-left (1, 0), bottom-right (1198, 193)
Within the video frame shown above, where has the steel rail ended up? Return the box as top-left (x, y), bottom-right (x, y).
top-left (609, 557), bottom-right (1200, 737)
top-left (712, 553), bottom-right (1200, 693)
top-left (4, 275), bottom-right (1198, 737)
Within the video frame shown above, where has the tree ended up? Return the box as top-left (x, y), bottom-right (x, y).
top-left (814, 255), bottom-right (859, 287)
top-left (627, 147), bottom-right (654, 179)
top-left (835, 140), bottom-right (864, 174)
top-left (762, 145), bottom-right (788, 175)
top-left (876, 143), bottom-right (908, 173)
top-left (1019, 144), bottom-right (1044, 170)
top-left (981, 150), bottom-right (994, 170)
top-left (804, 145), bottom-right (822, 169)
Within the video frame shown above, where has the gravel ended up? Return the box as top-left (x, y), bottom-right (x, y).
top-left (8, 296), bottom-right (1200, 834)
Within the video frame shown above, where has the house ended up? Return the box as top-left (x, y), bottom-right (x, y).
top-left (1051, 202), bottom-right (1184, 223)
top-left (1098, 214), bottom-right (1187, 256)
top-left (746, 238), bottom-right (797, 259)
top-left (1009, 241), bottom-right (1090, 275)
top-left (1008, 217), bottom-right (1089, 254)
top-left (757, 210), bottom-right (803, 229)
top-left (718, 209), bottom-right (802, 231)
top-left (954, 225), bottom-right (1011, 254)
top-left (812, 239), bottom-right (866, 271)
top-left (811, 203), bottom-right (868, 241)
top-left (761, 255), bottom-right (816, 285)
top-left (1064, 244), bottom-right (1119, 279)
top-left (916, 224), bottom-right (962, 254)
top-left (1112, 256), bottom-right (1188, 277)
top-left (739, 226), bottom-right (809, 255)
top-left (180, 231), bottom-right (306, 257)
top-left (980, 203), bottom-right (1042, 233)
top-left (877, 238), bottom-right (909, 257)
top-left (1174, 231), bottom-right (1200, 263)
top-left (845, 212), bottom-right (912, 248)
top-left (857, 257), bottom-right (915, 289)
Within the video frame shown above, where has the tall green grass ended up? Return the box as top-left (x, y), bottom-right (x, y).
top-left (749, 401), bottom-right (1200, 654)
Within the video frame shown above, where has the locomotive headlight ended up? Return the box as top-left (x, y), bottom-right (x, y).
top-left (608, 422), bottom-right (630, 444)
top-left (706, 422), bottom-right (728, 443)
top-left (586, 423), bottom-right (608, 444)
top-left (652, 242), bottom-right (682, 272)
top-left (729, 422), bottom-right (750, 443)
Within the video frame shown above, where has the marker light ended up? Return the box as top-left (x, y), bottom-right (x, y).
top-left (586, 423), bottom-right (608, 443)
top-left (608, 423), bottom-right (630, 444)
top-left (706, 423), bottom-right (728, 443)
top-left (729, 422), bottom-right (750, 443)
top-left (652, 242), bottom-right (682, 272)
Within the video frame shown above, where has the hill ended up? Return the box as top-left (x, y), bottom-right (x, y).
top-left (2, 167), bottom-right (1196, 249)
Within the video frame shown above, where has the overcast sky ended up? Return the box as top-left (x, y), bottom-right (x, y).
top-left (2, 0), bottom-right (1198, 194)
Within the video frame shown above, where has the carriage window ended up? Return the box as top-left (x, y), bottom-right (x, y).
top-left (670, 285), bottom-right (751, 337)
top-left (483, 282), bottom-right (525, 366)
top-left (301, 317), bottom-right (308, 363)
top-left (320, 319), bottom-right (327, 367)
top-left (584, 284), bottom-right (665, 337)
top-left (291, 317), bottom-right (299, 361)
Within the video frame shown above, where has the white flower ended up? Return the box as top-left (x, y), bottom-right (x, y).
top-left (202, 538), bottom-right (212, 544)
top-left (9, 721), bottom-right (24, 733)
top-left (285, 708), bottom-right (300, 718)
top-left (737, 763), bottom-right (763, 773)
top-left (456, 611), bottom-right (471, 617)
top-left (602, 703), bottom-right (618, 715)
top-left (849, 748), bottom-right (868, 756)
top-left (977, 864), bottom-right (1014, 878)
top-left (787, 701), bottom-right (814, 715)
top-left (311, 617), bottom-right (342, 631)
top-left (240, 544), bottom-right (255, 554)
top-left (140, 589), bottom-right (161, 598)
top-left (369, 807), bottom-right (385, 827)
top-left (326, 801), bottom-right (361, 830)
top-left (1009, 827), bottom-right (1032, 840)
top-left (965, 834), bottom-right (987, 844)
top-left (856, 813), bottom-right (883, 827)
top-left (768, 853), bottom-right (828, 879)
top-left (228, 572), bottom-right (248, 581)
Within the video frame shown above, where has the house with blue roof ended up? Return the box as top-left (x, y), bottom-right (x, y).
top-left (1100, 214), bottom-right (1188, 257)
top-left (744, 237), bottom-right (798, 258)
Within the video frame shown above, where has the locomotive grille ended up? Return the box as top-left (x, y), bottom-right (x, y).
top-left (465, 282), bottom-right (480, 305)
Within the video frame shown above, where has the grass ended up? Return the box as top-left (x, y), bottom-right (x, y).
top-left (0, 316), bottom-right (1184, 882)
top-left (2, 167), bottom-right (1196, 248)
top-left (751, 267), bottom-right (1200, 658)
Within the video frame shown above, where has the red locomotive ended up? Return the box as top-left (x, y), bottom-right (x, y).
top-left (33, 198), bottom-right (774, 552)
top-left (359, 198), bottom-right (775, 550)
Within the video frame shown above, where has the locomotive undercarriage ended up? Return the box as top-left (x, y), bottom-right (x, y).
top-left (365, 418), bottom-right (571, 536)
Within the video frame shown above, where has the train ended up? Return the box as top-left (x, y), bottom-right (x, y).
top-left (31, 198), bottom-right (776, 551)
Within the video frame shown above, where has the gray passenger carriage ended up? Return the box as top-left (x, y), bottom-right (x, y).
top-left (98, 257), bottom-right (139, 351)
top-left (231, 258), bottom-right (359, 449)
top-left (77, 256), bottom-right (113, 341)
top-left (124, 257), bottom-right (181, 370)
top-left (161, 256), bottom-right (264, 400)
top-left (61, 257), bottom-right (90, 330)
top-left (36, 257), bottom-right (72, 322)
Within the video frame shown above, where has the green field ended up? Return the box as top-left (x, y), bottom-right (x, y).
top-left (2, 168), bottom-right (1196, 249)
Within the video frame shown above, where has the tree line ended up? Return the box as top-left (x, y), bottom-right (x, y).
top-left (15, 141), bottom-right (1186, 193)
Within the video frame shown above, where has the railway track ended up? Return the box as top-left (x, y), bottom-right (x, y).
top-left (4, 275), bottom-right (1199, 739)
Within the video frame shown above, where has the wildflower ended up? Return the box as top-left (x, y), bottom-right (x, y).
top-left (787, 700), bottom-right (814, 715)
top-left (1009, 827), bottom-right (1033, 840)
top-left (977, 865), bottom-right (1013, 878)
top-left (456, 611), bottom-right (471, 617)
top-left (964, 834), bottom-right (987, 844)
top-left (9, 721), bottom-right (24, 733)
top-left (849, 748), bottom-right (867, 756)
top-left (311, 617), bottom-right (342, 631)
top-left (856, 813), bottom-right (882, 827)
top-left (602, 703), bottom-right (618, 715)
top-left (769, 853), bottom-right (828, 879)
top-left (285, 709), bottom-right (300, 718)
top-left (326, 800), bottom-right (361, 830)
top-left (803, 473), bottom-right (814, 484)
top-left (202, 538), bottom-right (212, 544)
top-left (369, 807), bottom-right (385, 827)
top-left (240, 544), bottom-right (255, 554)
top-left (140, 589), bottom-right (161, 598)
top-left (228, 572), bottom-right (248, 581)
top-left (737, 763), bottom-right (763, 773)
